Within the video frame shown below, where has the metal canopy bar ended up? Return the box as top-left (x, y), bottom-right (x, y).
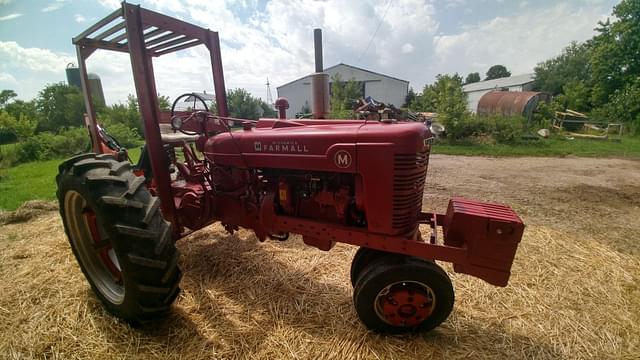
top-left (73, 2), bottom-right (229, 234)
top-left (72, 8), bottom-right (122, 44)
top-left (142, 27), bottom-right (165, 40)
top-left (110, 32), bottom-right (129, 44)
top-left (75, 45), bottom-right (101, 153)
top-left (77, 39), bottom-right (129, 53)
top-left (139, 7), bottom-right (206, 42)
top-left (122, 2), bottom-right (178, 229)
top-left (111, 25), bottom-right (152, 44)
top-left (153, 39), bottom-right (202, 56)
top-left (94, 21), bottom-right (126, 41)
top-left (145, 32), bottom-right (181, 47)
top-left (148, 35), bottom-right (190, 51)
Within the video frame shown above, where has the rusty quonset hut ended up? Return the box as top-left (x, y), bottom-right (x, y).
top-left (477, 91), bottom-right (550, 121)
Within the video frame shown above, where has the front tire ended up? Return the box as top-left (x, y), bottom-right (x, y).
top-left (350, 247), bottom-right (392, 286)
top-left (57, 153), bottom-right (181, 322)
top-left (353, 255), bottom-right (454, 333)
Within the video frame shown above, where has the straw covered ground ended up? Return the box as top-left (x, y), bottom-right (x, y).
top-left (0, 155), bottom-right (639, 359)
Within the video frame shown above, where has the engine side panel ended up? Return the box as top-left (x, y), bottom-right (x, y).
top-left (204, 119), bottom-right (431, 236)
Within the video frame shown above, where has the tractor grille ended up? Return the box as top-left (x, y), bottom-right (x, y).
top-left (392, 150), bottom-right (429, 232)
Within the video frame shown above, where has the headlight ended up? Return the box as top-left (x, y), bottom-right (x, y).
top-left (171, 116), bottom-right (183, 130)
top-left (429, 122), bottom-right (445, 136)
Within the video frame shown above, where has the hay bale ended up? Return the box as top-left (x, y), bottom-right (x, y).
top-left (0, 200), bottom-right (58, 225)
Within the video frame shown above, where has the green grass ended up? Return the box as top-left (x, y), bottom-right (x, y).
top-left (432, 136), bottom-right (640, 158)
top-left (0, 147), bottom-right (141, 211)
top-left (0, 157), bottom-right (62, 210)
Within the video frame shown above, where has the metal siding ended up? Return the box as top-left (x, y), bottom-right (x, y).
top-left (277, 64), bottom-right (408, 118)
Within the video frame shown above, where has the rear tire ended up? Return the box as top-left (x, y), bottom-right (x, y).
top-left (353, 255), bottom-right (454, 333)
top-left (56, 153), bottom-right (181, 322)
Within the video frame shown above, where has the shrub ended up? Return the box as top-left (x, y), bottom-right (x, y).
top-left (16, 133), bottom-right (51, 162)
top-left (101, 123), bottom-right (141, 148)
top-left (0, 143), bottom-right (19, 168)
top-left (14, 127), bottom-right (90, 163)
top-left (442, 114), bottom-right (527, 144)
top-left (488, 115), bottom-right (526, 143)
top-left (442, 113), bottom-right (487, 141)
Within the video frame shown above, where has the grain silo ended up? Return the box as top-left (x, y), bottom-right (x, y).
top-left (66, 63), bottom-right (106, 105)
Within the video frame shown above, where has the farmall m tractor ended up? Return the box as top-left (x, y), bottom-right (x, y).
top-left (57, 3), bottom-right (524, 333)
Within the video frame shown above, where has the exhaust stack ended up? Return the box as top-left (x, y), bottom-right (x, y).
top-left (311, 28), bottom-right (330, 119)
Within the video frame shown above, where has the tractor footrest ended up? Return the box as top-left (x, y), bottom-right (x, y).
top-left (442, 197), bottom-right (525, 286)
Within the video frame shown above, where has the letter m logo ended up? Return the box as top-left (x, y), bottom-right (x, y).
top-left (334, 150), bottom-right (352, 168)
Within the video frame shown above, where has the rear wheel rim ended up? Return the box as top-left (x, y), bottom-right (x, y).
top-left (65, 191), bottom-right (124, 304)
top-left (374, 280), bottom-right (436, 327)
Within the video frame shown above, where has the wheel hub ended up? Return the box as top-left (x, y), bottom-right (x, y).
top-left (375, 281), bottom-right (435, 327)
top-left (83, 209), bottom-right (123, 283)
top-left (64, 191), bottom-right (125, 304)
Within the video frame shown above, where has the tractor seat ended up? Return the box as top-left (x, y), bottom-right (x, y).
top-left (159, 123), bottom-right (199, 144)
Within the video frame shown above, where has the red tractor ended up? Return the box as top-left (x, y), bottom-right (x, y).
top-left (57, 3), bottom-right (524, 334)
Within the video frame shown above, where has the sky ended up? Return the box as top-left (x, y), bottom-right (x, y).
top-left (0, 0), bottom-right (619, 105)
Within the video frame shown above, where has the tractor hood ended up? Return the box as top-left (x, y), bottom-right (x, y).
top-left (203, 118), bottom-right (431, 172)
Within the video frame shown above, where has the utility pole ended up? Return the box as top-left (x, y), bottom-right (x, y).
top-left (266, 77), bottom-right (274, 107)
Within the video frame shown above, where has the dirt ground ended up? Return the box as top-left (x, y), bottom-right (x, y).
top-left (1, 155), bottom-right (639, 359)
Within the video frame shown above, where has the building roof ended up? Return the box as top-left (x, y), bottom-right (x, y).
top-left (462, 73), bottom-right (535, 93)
top-left (277, 63), bottom-right (409, 90)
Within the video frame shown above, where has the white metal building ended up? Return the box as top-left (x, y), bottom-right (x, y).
top-left (462, 73), bottom-right (535, 113)
top-left (276, 63), bottom-right (409, 118)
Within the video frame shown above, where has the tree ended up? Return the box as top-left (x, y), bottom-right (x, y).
top-left (35, 83), bottom-right (85, 132)
top-left (330, 73), bottom-right (362, 117)
top-left (592, 78), bottom-right (640, 134)
top-left (4, 98), bottom-right (37, 124)
top-left (485, 65), bottom-right (511, 80)
top-left (0, 90), bottom-right (17, 108)
top-left (158, 94), bottom-right (171, 112)
top-left (0, 111), bottom-right (37, 140)
top-left (404, 87), bottom-right (416, 108)
top-left (97, 94), bottom-right (143, 136)
top-left (260, 101), bottom-right (277, 118)
top-left (588, 0), bottom-right (640, 108)
top-left (562, 80), bottom-right (591, 112)
top-left (411, 73), bottom-right (467, 123)
top-left (534, 42), bottom-right (591, 95)
top-left (464, 72), bottom-right (481, 84)
top-left (227, 88), bottom-right (262, 120)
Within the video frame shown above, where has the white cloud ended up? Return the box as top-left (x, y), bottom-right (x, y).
top-left (97, 0), bottom-right (121, 10)
top-left (445, 0), bottom-right (467, 8)
top-left (432, 2), bottom-right (610, 78)
top-left (0, 41), bottom-right (74, 72)
top-left (145, 0), bottom-right (187, 13)
top-left (401, 43), bottom-right (414, 54)
top-left (42, 0), bottom-right (70, 13)
top-left (0, 13), bottom-right (22, 21)
top-left (0, 72), bottom-right (17, 84)
top-left (74, 14), bottom-right (87, 23)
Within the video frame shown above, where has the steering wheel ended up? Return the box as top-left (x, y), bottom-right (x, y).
top-left (170, 93), bottom-right (211, 135)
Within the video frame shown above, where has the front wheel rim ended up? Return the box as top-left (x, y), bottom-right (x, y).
top-left (374, 280), bottom-right (436, 327)
top-left (64, 191), bottom-right (125, 305)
